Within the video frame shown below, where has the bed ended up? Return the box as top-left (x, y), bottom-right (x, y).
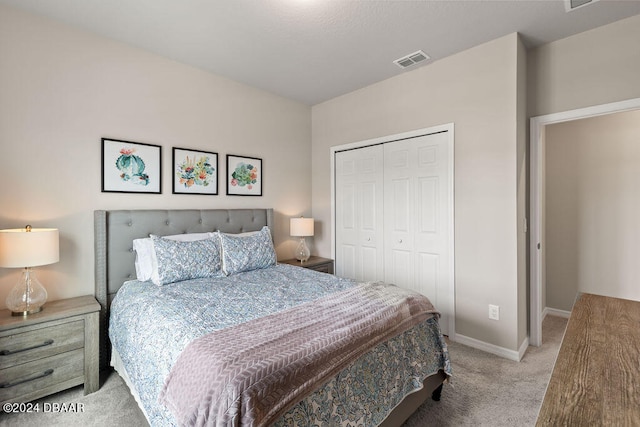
top-left (94, 208), bottom-right (450, 426)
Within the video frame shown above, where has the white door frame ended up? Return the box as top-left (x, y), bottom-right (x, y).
top-left (330, 123), bottom-right (455, 338)
top-left (530, 97), bottom-right (640, 346)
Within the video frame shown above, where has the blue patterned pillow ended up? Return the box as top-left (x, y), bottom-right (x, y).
top-left (219, 226), bottom-right (276, 275)
top-left (150, 235), bottom-right (223, 286)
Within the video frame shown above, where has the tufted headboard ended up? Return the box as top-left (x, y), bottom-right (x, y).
top-left (93, 208), bottom-right (274, 369)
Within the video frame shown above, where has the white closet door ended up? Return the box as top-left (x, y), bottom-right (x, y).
top-left (334, 145), bottom-right (384, 281)
top-left (384, 132), bottom-right (451, 334)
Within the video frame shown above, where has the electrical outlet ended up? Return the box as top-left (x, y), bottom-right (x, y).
top-left (489, 304), bottom-right (500, 320)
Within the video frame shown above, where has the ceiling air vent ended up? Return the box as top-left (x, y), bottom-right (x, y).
top-left (565, 0), bottom-right (599, 12)
top-left (394, 50), bottom-right (430, 69)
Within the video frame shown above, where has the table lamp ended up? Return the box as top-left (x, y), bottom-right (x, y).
top-left (0, 225), bottom-right (59, 316)
top-left (290, 217), bottom-right (314, 262)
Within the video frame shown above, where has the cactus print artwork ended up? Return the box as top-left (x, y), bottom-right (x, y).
top-left (116, 147), bottom-right (149, 185)
top-left (101, 138), bottom-right (161, 194)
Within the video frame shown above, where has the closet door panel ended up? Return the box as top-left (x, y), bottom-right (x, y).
top-left (336, 178), bottom-right (357, 278)
top-left (361, 247), bottom-right (379, 282)
top-left (385, 176), bottom-right (414, 286)
top-left (388, 248), bottom-right (412, 286)
top-left (360, 179), bottom-right (380, 282)
top-left (340, 244), bottom-right (357, 279)
top-left (416, 252), bottom-right (439, 299)
top-left (414, 133), bottom-right (452, 335)
top-left (418, 177), bottom-right (438, 233)
top-left (384, 144), bottom-right (415, 288)
top-left (335, 145), bottom-right (384, 281)
top-left (384, 132), bottom-right (451, 335)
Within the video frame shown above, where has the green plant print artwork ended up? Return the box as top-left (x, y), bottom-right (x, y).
top-left (116, 147), bottom-right (149, 186)
top-left (230, 162), bottom-right (258, 190)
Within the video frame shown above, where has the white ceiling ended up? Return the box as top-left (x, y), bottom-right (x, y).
top-left (3, 0), bottom-right (640, 105)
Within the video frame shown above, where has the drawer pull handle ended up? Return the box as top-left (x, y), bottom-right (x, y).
top-left (0, 339), bottom-right (54, 356)
top-left (0, 369), bottom-right (54, 389)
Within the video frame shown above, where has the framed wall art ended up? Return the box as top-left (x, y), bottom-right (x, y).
top-left (226, 155), bottom-right (262, 196)
top-left (172, 148), bottom-right (218, 195)
top-left (101, 138), bottom-right (161, 193)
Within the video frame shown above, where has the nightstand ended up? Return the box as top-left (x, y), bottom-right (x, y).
top-left (0, 295), bottom-right (100, 405)
top-left (279, 256), bottom-right (334, 274)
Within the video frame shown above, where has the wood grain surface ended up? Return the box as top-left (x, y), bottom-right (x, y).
top-left (0, 295), bottom-right (101, 402)
top-left (536, 293), bottom-right (640, 426)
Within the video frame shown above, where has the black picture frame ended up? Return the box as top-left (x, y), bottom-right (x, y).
top-left (101, 138), bottom-right (162, 194)
top-left (172, 148), bottom-right (219, 195)
top-left (226, 155), bottom-right (262, 196)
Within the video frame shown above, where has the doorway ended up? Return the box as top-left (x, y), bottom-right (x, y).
top-left (529, 97), bottom-right (640, 346)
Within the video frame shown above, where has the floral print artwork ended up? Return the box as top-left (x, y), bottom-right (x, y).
top-left (172, 148), bottom-right (218, 195)
top-left (176, 156), bottom-right (215, 188)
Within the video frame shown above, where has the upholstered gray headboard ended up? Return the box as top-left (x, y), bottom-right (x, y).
top-left (94, 208), bottom-right (274, 369)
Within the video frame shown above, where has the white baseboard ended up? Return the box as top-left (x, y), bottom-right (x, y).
top-left (542, 307), bottom-right (571, 319)
top-left (518, 336), bottom-right (529, 361)
top-left (453, 334), bottom-right (524, 362)
top-left (452, 309), bottom-right (570, 362)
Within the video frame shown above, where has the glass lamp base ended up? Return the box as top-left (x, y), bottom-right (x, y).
top-left (295, 237), bottom-right (311, 262)
top-left (11, 306), bottom-right (43, 317)
top-left (7, 268), bottom-right (47, 317)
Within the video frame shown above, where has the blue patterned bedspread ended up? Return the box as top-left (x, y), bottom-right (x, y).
top-left (109, 264), bottom-right (450, 426)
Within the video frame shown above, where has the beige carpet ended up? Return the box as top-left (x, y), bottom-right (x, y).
top-left (0, 316), bottom-right (566, 427)
top-left (404, 315), bottom-right (567, 426)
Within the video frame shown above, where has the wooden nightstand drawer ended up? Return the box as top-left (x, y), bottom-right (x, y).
top-left (310, 263), bottom-right (332, 274)
top-left (0, 348), bottom-right (84, 403)
top-left (0, 296), bottom-right (100, 404)
top-left (0, 320), bottom-right (84, 369)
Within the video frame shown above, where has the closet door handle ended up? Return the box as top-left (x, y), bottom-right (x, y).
top-left (398, 239), bottom-right (403, 244)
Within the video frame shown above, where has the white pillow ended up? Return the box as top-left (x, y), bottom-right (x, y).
top-left (133, 232), bottom-right (213, 281)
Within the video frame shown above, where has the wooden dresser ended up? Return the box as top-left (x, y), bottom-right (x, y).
top-left (536, 293), bottom-right (640, 426)
top-left (0, 296), bottom-right (100, 405)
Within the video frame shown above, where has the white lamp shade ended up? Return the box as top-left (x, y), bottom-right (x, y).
top-left (290, 217), bottom-right (314, 237)
top-left (0, 228), bottom-right (59, 268)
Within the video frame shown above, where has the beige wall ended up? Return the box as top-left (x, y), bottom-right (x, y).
top-left (528, 14), bottom-right (640, 117)
top-left (529, 13), bottom-right (640, 313)
top-left (545, 110), bottom-right (640, 311)
top-left (312, 34), bottom-right (525, 351)
top-left (0, 5), bottom-right (312, 309)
